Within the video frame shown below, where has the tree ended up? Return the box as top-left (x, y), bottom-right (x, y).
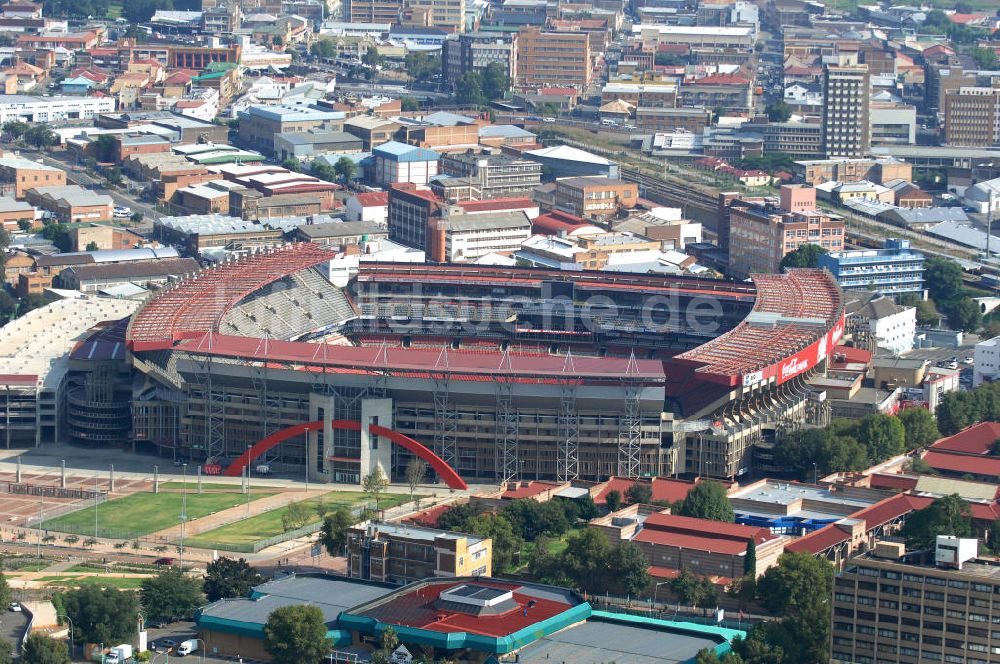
top-left (94, 134), bottom-right (118, 162)
top-left (105, 167), bottom-right (123, 187)
top-left (501, 499), bottom-right (569, 540)
top-left (40, 222), bottom-right (72, 252)
top-left (765, 100), bottom-right (791, 122)
top-left (655, 52), bottom-right (684, 66)
top-left (626, 482), bottom-right (652, 505)
top-left (605, 489), bottom-right (622, 512)
top-left (612, 541), bottom-right (651, 596)
top-left (2, 120), bottom-right (28, 139)
top-left (311, 160), bottom-right (338, 183)
top-left (319, 507), bottom-right (354, 556)
top-left (404, 52), bottom-right (440, 82)
top-left (86, 241), bottom-right (99, 251)
top-left (897, 407), bottom-right (940, 450)
top-left (695, 650), bottom-right (744, 664)
top-left (310, 38), bottom-right (336, 60)
top-left (140, 567), bottom-right (205, 622)
top-left (362, 467), bottom-right (389, 512)
top-left (936, 390), bottom-right (979, 435)
top-left (482, 62), bottom-right (510, 101)
top-left (333, 156), bottom-right (357, 184)
top-left (561, 528), bottom-right (614, 595)
top-left (745, 538), bottom-right (756, 575)
top-left (23, 124), bottom-right (58, 149)
top-left (401, 96), bottom-right (420, 112)
top-left (63, 585), bottom-right (139, 645)
top-left (436, 501), bottom-right (483, 530)
top-left (0, 639), bottom-right (12, 664)
top-left (263, 605), bottom-right (333, 664)
top-left (755, 552), bottom-right (833, 663)
top-left (779, 244), bottom-right (826, 270)
top-left (281, 501), bottom-right (312, 531)
top-left (857, 413), bottom-right (906, 461)
top-left (971, 46), bottom-right (999, 70)
top-left (901, 494), bottom-right (972, 550)
top-left (677, 481), bottom-right (735, 522)
top-left (670, 568), bottom-right (715, 607)
top-left (466, 513), bottom-right (522, 571)
top-left (924, 256), bottom-right (963, 302)
top-left (362, 45), bottom-right (382, 68)
top-left (281, 157), bottom-right (302, 173)
top-left (21, 635), bottom-right (69, 664)
top-left (130, 212), bottom-right (144, 224)
top-left (16, 219), bottom-right (31, 231)
top-left (455, 71), bottom-right (484, 106)
top-left (272, 35), bottom-right (284, 47)
top-left (405, 458), bottom-right (427, 499)
top-left (942, 297), bottom-right (982, 332)
top-left (204, 557), bottom-right (263, 602)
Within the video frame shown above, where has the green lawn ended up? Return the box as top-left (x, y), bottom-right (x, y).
top-left (3, 560), bottom-right (51, 573)
top-left (184, 492), bottom-right (418, 550)
top-left (159, 482), bottom-right (275, 493)
top-left (41, 491), bottom-right (276, 538)
top-left (38, 575), bottom-right (148, 590)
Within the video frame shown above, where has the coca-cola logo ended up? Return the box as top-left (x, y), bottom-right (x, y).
top-left (781, 356), bottom-right (809, 379)
top-left (830, 320), bottom-right (844, 344)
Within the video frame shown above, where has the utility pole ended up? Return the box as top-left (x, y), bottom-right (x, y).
top-left (180, 464), bottom-right (188, 567)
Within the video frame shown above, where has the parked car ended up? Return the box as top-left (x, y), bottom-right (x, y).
top-left (8, 602), bottom-right (21, 612)
top-left (176, 640), bottom-right (199, 657)
top-left (113, 206), bottom-right (132, 218)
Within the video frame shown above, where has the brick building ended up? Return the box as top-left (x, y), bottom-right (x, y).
top-left (516, 27), bottom-right (591, 90)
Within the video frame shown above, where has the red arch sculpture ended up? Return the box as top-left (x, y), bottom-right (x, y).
top-left (222, 419), bottom-right (468, 490)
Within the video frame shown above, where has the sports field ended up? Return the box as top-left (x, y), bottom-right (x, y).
top-left (184, 492), bottom-right (418, 551)
top-left (41, 490), bottom-right (276, 538)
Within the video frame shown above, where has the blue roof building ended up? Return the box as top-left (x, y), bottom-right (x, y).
top-left (818, 238), bottom-right (925, 296)
top-left (373, 141), bottom-right (441, 186)
top-left (60, 76), bottom-right (95, 95)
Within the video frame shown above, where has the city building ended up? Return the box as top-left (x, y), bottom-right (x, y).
top-left (590, 509), bottom-right (785, 580)
top-left (973, 335), bottom-right (1000, 387)
top-left (830, 537), bottom-right (999, 664)
top-left (870, 101), bottom-right (917, 146)
top-left (0, 94), bottom-right (114, 124)
top-left (238, 104), bottom-right (346, 154)
top-left (818, 239), bottom-right (925, 297)
top-left (405, 0), bottom-right (465, 31)
top-left (290, 221), bottom-right (389, 248)
top-left (343, 0), bottom-right (403, 23)
top-left (725, 185), bottom-right (845, 278)
top-left (195, 573), bottom-right (743, 663)
top-left (822, 65), bottom-right (871, 158)
top-left (58, 257), bottom-right (200, 292)
top-left (438, 151), bottom-right (542, 199)
top-left (387, 183), bottom-right (442, 251)
top-left (0, 155), bottom-right (66, 199)
top-left (0, 197), bottom-right (35, 231)
top-left (631, 25), bottom-right (755, 51)
top-left (553, 176), bottom-right (638, 222)
top-left (25, 185), bottom-right (113, 223)
top-left (516, 27), bottom-right (591, 90)
top-left (523, 145), bottom-right (618, 179)
top-left (429, 208), bottom-right (532, 262)
top-left (347, 521), bottom-right (491, 583)
top-left (344, 116), bottom-right (403, 151)
top-left (345, 191), bottom-right (389, 226)
top-left (794, 157), bottom-right (912, 187)
top-left (944, 87), bottom-right (1000, 148)
top-left (443, 32), bottom-right (518, 88)
top-left (844, 292), bottom-right (917, 355)
top-left (372, 141), bottom-right (441, 187)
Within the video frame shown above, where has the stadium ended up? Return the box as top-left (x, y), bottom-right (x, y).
top-left (121, 243), bottom-right (844, 486)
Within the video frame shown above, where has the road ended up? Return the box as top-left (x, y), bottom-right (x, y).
top-left (0, 606), bottom-right (28, 656)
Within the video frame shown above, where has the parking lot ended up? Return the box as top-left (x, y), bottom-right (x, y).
top-left (0, 605), bottom-right (28, 655)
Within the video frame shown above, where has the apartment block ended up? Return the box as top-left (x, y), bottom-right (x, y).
top-left (516, 27), bottom-right (591, 90)
top-left (724, 185), bottom-right (845, 278)
top-left (823, 64), bottom-right (871, 158)
top-left (831, 537), bottom-right (1000, 664)
top-left (238, 104), bottom-right (345, 154)
top-left (347, 521), bottom-right (492, 585)
top-left (818, 238), bottom-right (925, 296)
top-left (944, 87), bottom-right (1000, 148)
top-left (406, 0), bottom-right (465, 31)
top-left (429, 207), bottom-right (533, 262)
top-left (438, 151), bottom-right (542, 199)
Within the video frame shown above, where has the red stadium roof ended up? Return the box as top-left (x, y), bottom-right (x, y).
top-left (928, 422), bottom-right (1000, 456)
top-left (921, 451), bottom-right (1000, 478)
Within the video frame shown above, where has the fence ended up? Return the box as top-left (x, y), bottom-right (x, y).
top-left (6, 483), bottom-right (103, 500)
top-left (587, 597), bottom-right (761, 632)
top-left (27, 493), bottom-right (109, 530)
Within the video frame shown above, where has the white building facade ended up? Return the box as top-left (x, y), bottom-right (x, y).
top-left (974, 335), bottom-right (1000, 387)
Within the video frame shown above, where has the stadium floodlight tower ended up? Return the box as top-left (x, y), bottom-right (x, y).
top-left (432, 346), bottom-right (458, 470)
top-left (495, 347), bottom-right (519, 486)
top-left (617, 350), bottom-right (642, 479)
top-left (193, 331), bottom-right (227, 465)
top-left (556, 350), bottom-right (580, 482)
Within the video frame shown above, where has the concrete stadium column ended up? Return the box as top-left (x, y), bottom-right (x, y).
top-left (308, 392), bottom-right (337, 484)
top-left (109, 464), bottom-right (115, 493)
top-left (360, 398), bottom-right (393, 485)
top-left (197, 465), bottom-right (202, 494)
top-left (60, 460), bottom-right (65, 488)
top-left (153, 466), bottom-right (159, 494)
top-left (15, 456), bottom-right (20, 484)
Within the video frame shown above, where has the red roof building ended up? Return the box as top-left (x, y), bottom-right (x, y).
top-left (354, 191), bottom-right (389, 208)
top-left (457, 197), bottom-right (537, 215)
top-left (927, 422), bottom-right (1000, 456)
top-left (531, 210), bottom-right (598, 237)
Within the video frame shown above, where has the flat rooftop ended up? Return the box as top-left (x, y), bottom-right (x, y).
top-left (731, 480), bottom-right (881, 521)
top-left (517, 617), bottom-right (724, 664)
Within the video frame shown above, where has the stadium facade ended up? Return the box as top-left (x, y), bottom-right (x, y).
top-left (116, 243), bottom-right (843, 485)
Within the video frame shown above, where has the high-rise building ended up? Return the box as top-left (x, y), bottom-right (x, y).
top-left (944, 87), bottom-right (1000, 147)
top-left (343, 0), bottom-right (402, 24)
top-left (516, 27), bottom-right (591, 91)
top-left (404, 0), bottom-right (465, 31)
top-left (442, 32), bottom-right (518, 88)
top-left (831, 537), bottom-right (999, 664)
top-left (822, 64), bottom-right (871, 158)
